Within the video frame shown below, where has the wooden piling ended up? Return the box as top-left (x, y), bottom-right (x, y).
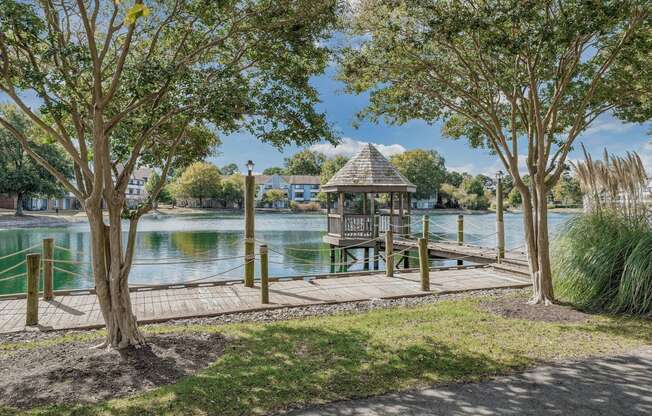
top-left (244, 171), bottom-right (255, 287)
top-left (260, 245), bottom-right (269, 304)
top-left (385, 229), bottom-right (394, 277)
top-left (457, 215), bottom-right (464, 245)
top-left (42, 238), bottom-right (54, 301)
top-left (26, 253), bottom-right (40, 326)
top-left (496, 174), bottom-right (505, 262)
top-left (363, 247), bottom-right (370, 270)
top-left (418, 238), bottom-right (429, 291)
top-left (457, 215), bottom-right (464, 266)
top-left (422, 215), bottom-right (429, 242)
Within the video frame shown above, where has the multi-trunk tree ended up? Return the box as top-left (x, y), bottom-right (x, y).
top-left (341, 0), bottom-right (649, 304)
top-left (0, 0), bottom-right (338, 348)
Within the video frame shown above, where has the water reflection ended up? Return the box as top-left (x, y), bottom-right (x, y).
top-left (0, 211), bottom-right (574, 295)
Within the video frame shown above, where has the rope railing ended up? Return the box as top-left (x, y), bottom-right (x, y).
top-left (53, 265), bottom-right (92, 280)
top-left (0, 260), bottom-right (27, 277)
top-left (54, 245), bottom-right (86, 256)
top-left (0, 244), bottom-right (41, 261)
top-left (128, 260), bottom-right (252, 287)
top-left (0, 272), bottom-right (27, 282)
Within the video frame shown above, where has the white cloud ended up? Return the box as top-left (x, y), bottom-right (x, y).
top-left (310, 137), bottom-right (406, 159)
top-left (583, 117), bottom-right (637, 137)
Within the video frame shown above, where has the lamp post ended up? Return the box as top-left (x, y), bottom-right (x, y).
top-left (496, 170), bottom-right (505, 262)
top-left (244, 160), bottom-right (255, 287)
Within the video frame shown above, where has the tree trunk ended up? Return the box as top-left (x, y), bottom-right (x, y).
top-left (15, 193), bottom-right (24, 216)
top-left (518, 181), bottom-right (555, 305)
top-left (87, 202), bottom-right (144, 349)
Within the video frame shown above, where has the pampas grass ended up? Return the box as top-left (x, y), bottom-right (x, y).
top-left (553, 212), bottom-right (652, 316)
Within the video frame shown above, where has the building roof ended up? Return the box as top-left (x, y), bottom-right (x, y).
top-left (253, 174), bottom-right (320, 186)
top-left (321, 144), bottom-right (416, 193)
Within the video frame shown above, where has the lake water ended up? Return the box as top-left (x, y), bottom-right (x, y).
top-left (0, 211), bottom-right (574, 295)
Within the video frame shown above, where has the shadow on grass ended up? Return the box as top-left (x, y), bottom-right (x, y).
top-left (31, 324), bottom-right (527, 416)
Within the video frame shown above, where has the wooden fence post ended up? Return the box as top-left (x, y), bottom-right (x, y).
top-left (385, 229), bottom-right (394, 277)
top-left (419, 238), bottom-right (429, 291)
top-left (496, 173), bottom-right (505, 263)
top-left (26, 253), bottom-right (40, 326)
top-left (244, 168), bottom-right (255, 287)
top-left (457, 215), bottom-right (464, 245)
top-left (422, 215), bottom-right (429, 242)
top-left (260, 245), bottom-right (269, 304)
top-left (42, 238), bottom-right (54, 301)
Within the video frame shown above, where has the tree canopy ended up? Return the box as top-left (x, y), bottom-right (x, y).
top-left (220, 163), bottom-right (240, 176)
top-left (0, 105), bottom-right (72, 215)
top-left (320, 155), bottom-right (349, 184)
top-left (171, 162), bottom-right (221, 205)
top-left (390, 149), bottom-right (445, 200)
top-left (262, 167), bottom-right (285, 175)
top-left (284, 149), bottom-right (325, 175)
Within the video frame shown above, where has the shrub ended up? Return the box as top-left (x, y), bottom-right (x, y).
top-left (552, 212), bottom-right (652, 315)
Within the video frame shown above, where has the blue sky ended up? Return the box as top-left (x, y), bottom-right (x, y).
top-left (212, 65), bottom-right (652, 176)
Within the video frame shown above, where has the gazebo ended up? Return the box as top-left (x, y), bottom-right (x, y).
top-left (322, 144), bottom-right (416, 269)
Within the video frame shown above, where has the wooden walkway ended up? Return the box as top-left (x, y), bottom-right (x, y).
top-left (0, 265), bottom-right (530, 333)
top-left (389, 238), bottom-right (529, 267)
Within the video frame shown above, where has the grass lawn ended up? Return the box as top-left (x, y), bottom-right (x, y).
top-left (2, 292), bottom-right (651, 416)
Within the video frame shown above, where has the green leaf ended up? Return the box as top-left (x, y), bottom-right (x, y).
top-left (125, 3), bottom-right (150, 25)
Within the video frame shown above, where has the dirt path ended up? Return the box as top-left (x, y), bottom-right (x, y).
top-left (286, 347), bottom-right (652, 415)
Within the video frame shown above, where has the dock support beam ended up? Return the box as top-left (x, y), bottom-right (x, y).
top-left (496, 172), bottom-right (505, 263)
top-left (260, 245), bottom-right (269, 304)
top-left (385, 229), bottom-right (394, 277)
top-left (26, 253), bottom-right (40, 326)
top-left (457, 215), bottom-right (464, 266)
top-left (419, 238), bottom-right (429, 291)
top-left (363, 247), bottom-right (370, 270)
top-left (244, 164), bottom-right (255, 287)
top-left (42, 238), bottom-right (54, 301)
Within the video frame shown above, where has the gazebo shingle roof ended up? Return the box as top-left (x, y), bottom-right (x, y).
top-left (322, 144), bottom-right (416, 193)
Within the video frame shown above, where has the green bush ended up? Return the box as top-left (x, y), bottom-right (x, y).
top-left (552, 212), bottom-right (652, 315)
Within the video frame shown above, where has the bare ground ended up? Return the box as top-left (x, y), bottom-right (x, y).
top-left (480, 296), bottom-right (594, 323)
top-left (0, 332), bottom-right (228, 409)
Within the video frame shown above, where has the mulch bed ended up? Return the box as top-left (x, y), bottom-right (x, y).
top-left (0, 332), bottom-right (228, 409)
top-left (480, 296), bottom-right (594, 323)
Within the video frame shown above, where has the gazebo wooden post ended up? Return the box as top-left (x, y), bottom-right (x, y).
top-left (389, 192), bottom-right (395, 231)
top-left (371, 194), bottom-right (379, 270)
top-left (398, 192), bottom-right (404, 235)
top-left (398, 192), bottom-right (409, 268)
top-left (338, 191), bottom-right (345, 238)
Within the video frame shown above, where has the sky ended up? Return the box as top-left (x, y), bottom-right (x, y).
top-left (211, 64), bottom-right (652, 176)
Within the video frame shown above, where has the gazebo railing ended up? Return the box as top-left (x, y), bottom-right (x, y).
top-left (328, 214), bottom-right (411, 239)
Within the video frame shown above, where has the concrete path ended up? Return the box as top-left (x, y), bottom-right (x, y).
top-left (287, 348), bottom-right (652, 416)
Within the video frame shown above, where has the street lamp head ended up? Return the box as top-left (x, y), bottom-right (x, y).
top-left (246, 160), bottom-right (254, 175)
top-left (496, 170), bottom-right (504, 180)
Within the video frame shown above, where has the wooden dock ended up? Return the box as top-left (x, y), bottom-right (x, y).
top-left (388, 238), bottom-right (529, 267)
top-left (0, 265), bottom-right (530, 334)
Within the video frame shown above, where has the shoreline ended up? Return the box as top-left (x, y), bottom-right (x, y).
top-left (0, 206), bottom-right (581, 230)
